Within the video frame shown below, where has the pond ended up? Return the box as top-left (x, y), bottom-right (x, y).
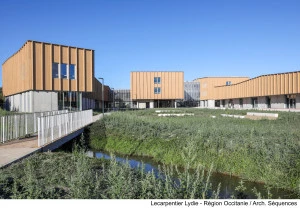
top-left (87, 150), bottom-right (298, 199)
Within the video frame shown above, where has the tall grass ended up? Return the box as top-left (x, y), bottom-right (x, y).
top-left (87, 108), bottom-right (300, 192)
top-left (0, 150), bottom-right (226, 199)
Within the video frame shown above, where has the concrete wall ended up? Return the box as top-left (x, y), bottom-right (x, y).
top-left (6, 91), bottom-right (58, 112)
top-left (271, 95), bottom-right (286, 109)
top-left (137, 102), bottom-right (146, 108)
top-left (224, 100), bottom-right (229, 108)
top-left (200, 94), bottom-right (300, 110)
top-left (297, 95), bottom-right (300, 109)
top-left (219, 100), bottom-right (225, 108)
top-left (5, 94), bottom-right (19, 112)
top-left (33, 91), bottom-right (58, 112)
top-left (207, 100), bottom-right (215, 108)
top-left (136, 100), bottom-right (158, 108)
top-left (232, 99), bottom-right (241, 109)
top-left (150, 101), bottom-right (154, 108)
top-left (258, 97), bottom-right (268, 109)
top-left (6, 92), bottom-right (18, 112)
top-left (243, 98), bottom-right (253, 109)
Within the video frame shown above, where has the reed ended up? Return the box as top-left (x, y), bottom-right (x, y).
top-left (87, 108), bottom-right (300, 192)
top-left (0, 151), bottom-right (233, 199)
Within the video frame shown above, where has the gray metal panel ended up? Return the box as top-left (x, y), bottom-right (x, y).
top-left (184, 82), bottom-right (200, 101)
top-left (114, 89), bottom-right (131, 102)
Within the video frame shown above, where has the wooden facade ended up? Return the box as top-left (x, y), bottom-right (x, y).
top-left (130, 71), bottom-right (184, 100)
top-left (194, 77), bottom-right (249, 100)
top-left (2, 40), bottom-right (94, 97)
top-left (83, 78), bottom-right (111, 102)
top-left (210, 72), bottom-right (300, 100)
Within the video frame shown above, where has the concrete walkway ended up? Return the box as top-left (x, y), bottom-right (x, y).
top-left (0, 138), bottom-right (40, 168)
top-left (0, 113), bottom-right (106, 169)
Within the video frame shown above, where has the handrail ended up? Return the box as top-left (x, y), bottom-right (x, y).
top-left (37, 110), bottom-right (93, 147)
top-left (0, 110), bottom-right (68, 144)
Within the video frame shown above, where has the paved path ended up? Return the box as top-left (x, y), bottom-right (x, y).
top-left (0, 113), bottom-right (107, 169)
top-left (0, 138), bottom-right (40, 168)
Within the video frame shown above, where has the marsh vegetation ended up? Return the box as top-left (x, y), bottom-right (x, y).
top-left (88, 108), bottom-right (300, 193)
top-left (1, 108), bottom-right (299, 199)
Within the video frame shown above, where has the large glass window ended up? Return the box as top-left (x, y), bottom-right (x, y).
top-left (53, 63), bottom-right (76, 80)
top-left (52, 63), bottom-right (59, 78)
top-left (58, 92), bottom-right (64, 110)
top-left (154, 77), bottom-right (161, 84)
top-left (69, 64), bottom-right (76, 80)
top-left (58, 91), bottom-right (81, 111)
top-left (154, 87), bottom-right (161, 94)
top-left (61, 63), bottom-right (68, 79)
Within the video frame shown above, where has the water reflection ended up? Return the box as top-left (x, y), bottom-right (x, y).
top-left (93, 151), bottom-right (161, 178)
top-left (89, 150), bottom-right (298, 199)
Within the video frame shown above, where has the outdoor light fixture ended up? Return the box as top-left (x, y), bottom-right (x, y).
top-left (111, 88), bottom-right (115, 109)
top-left (98, 77), bottom-right (104, 117)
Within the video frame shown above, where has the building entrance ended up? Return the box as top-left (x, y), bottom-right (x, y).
top-left (286, 95), bottom-right (296, 108)
top-left (266, 97), bottom-right (271, 108)
top-left (58, 92), bottom-right (82, 111)
top-left (251, 97), bottom-right (258, 108)
top-left (154, 100), bottom-right (173, 108)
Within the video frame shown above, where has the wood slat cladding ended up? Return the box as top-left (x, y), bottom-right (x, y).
top-left (44, 44), bottom-right (52, 90)
top-left (195, 77), bottom-right (249, 101)
top-left (2, 41), bottom-right (32, 96)
top-left (130, 71), bottom-right (184, 100)
top-left (2, 40), bottom-right (94, 96)
top-left (83, 78), bottom-right (110, 102)
top-left (210, 71), bottom-right (300, 100)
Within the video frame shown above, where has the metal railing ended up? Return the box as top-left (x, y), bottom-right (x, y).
top-left (0, 110), bottom-right (68, 144)
top-left (37, 110), bottom-right (93, 147)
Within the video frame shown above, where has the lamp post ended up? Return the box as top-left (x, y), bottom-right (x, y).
top-left (111, 88), bottom-right (114, 110)
top-left (98, 77), bottom-right (104, 117)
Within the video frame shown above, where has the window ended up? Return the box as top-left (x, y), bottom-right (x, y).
top-left (52, 63), bottom-right (59, 78)
top-left (154, 87), bottom-right (161, 94)
top-left (58, 91), bottom-right (81, 111)
top-left (53, 63), bottom-right (76, 79)
top-left (226, 81), bottom-right (232, 86)
top-left (61, 63), bottom-right (68, 79)
top-left (154, 77), bottom-right (161, 84)
top-left (69, 64), bottom-right (76, 80)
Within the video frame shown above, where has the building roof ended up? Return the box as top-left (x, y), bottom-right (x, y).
top-left (131, 71), bottom-right (184, 73)
top-left (193, 76), bottom-right (249, 81)
top-left (3, 40), bottom-right (94, 65)
top-left (214, 70), bottom-right (300, 88)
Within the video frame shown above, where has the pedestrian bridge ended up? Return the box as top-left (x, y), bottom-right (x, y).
top-left (37, 110), bottom-right (93, 147)
top-left (0, 110), bottom-right (102, 168)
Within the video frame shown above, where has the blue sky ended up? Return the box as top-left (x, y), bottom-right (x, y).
top-left (1, 0), bottom-right (300, 89)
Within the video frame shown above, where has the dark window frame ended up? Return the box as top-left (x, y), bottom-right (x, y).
top-left (61, 63), bottom-right (68, 79)
top-left (69, 64), bottom-right (76, 80)
top-left (226, 81), bottom-right (232, 86)
top-left (154, 77), bottom-right (161, 84)
top-left (52, 63), bottom-right (59, 78)
top-left (154, 87), bottom-right (161, 94)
